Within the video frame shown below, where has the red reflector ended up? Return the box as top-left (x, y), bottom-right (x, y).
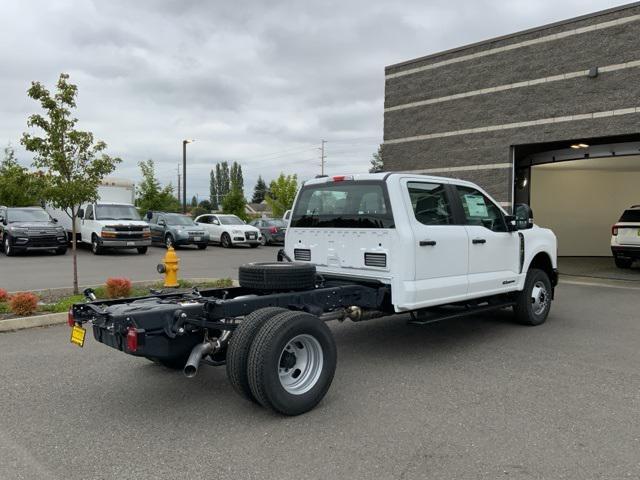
top-left (332, 175), bottom-right (346, 182)
top-left (126, 327), bottom-right (138, 352)
top-left (612, 225), bottom-right (618, 236)
top-left (269, 226), bottom-right (278, 234)
top-left (67, 309), bottom-right (75, 327)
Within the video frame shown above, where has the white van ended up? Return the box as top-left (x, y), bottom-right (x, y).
top-left (48, 178), bottom-right (151, 255)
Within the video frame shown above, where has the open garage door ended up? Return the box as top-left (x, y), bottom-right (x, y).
top-left (530, 155), bottom-right (640, 256)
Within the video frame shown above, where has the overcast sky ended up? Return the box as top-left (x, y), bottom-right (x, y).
top-left (0, 0), bottom-right (625, 200)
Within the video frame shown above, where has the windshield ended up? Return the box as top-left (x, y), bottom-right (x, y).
top-left (7, 208), bottom-right (51, 223)
top-left (619, 209), bottom-right (640, 222)
top-left (291, 182), bottom-right (394, 228)
top-left (165, 214), bottom-right (195, 226)
top-left (219, 215), bottom-right (244, 225)
top-left (95, 205), bottom-right (141, 221)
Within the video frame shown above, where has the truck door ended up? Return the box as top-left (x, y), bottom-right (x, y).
top-left (402, 180), bottom-right (469, 305)
top-left (453, 186), bottom-right (519, 296)
top-left (80, 204), bottom-right (94, 243)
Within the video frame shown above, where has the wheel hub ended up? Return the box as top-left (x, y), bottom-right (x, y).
top-left (278, 334), bottom-right (323, 395)
top-left (531, 281), bottom-right (548, 316)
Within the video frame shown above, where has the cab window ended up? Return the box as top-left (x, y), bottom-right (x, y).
top-left (407, 182), bottom-right (452, 225)
top-left (456, 186), bottom-right (506, 232)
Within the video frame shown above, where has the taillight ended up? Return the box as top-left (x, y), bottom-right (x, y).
top-left (126, 327), bottom-right (138, 352)
top-left (269, 226), bottom-right (278, 234)
top-left (612, 225), bottom-right (618, 236)
top-left (67, 308), bottom-right (75, 327)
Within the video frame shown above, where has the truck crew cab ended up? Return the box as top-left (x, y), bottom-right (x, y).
top-left (68, 173), bottom-right (557, 416)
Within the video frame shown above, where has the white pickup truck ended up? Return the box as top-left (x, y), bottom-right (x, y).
top-left (69, 173), bottom-right (557, 416)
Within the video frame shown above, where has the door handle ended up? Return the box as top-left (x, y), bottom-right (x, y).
top-left (472, 238), bottom-right (486, 244)
top-left (419, 240), bottom-right (437, 246)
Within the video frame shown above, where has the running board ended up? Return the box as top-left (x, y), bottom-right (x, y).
top-left (407, 301), bottom-right (516, 326)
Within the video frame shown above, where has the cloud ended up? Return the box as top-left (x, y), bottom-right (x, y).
top-left (0, 0), bottom-right (624, 199)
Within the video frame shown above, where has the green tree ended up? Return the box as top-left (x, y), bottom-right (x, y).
top-left (266, 173), bottom-right (298, 217)
top-left (251, 175), bottom-right (267, 203)
top-left (369, 144), bottom-right (384, 173)
top-left (21, 73), bottom-right (121, 294)
top-left (136, 159), bottom-right (181, 214)
top-left (209, 169), bottom-right (218, 209)
top-left (216, 161), bottom-right (230, 199)
top-left (222, 186), bottom-right (247, 221)
top-left (230, 161), bottom-right (243, 193)
top-left (190, 195), bottom-right (198, 208)
top-left (0, 145), bottom-right (45, 206)
top-left (198, 199), bottom-right (212, 211)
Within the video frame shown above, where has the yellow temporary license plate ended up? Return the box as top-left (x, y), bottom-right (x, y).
top-left (70, 325), bottom-right (86, 348)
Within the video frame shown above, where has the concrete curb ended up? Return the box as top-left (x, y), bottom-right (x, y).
top-left (0, 312), bottom-right (67, 333)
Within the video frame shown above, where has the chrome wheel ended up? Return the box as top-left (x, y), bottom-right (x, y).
top-left (221, 233), bottom-right (231, 248)
top-left (278, 334), bottom-right (323, 395)
top-left (165, 235), bottom-right (174, 248)
top-left (260, 235), bottom-right (267, 246)
top-left (4, 238), bottom-right (11, 255)
top-left (531, 281), bottom-right (549, 316)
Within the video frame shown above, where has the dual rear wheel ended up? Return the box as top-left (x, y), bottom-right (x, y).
top-left (226, 307), bottom-right (337, 416)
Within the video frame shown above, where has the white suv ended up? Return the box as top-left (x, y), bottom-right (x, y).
top-left (611, 206), bottom-right (640, 268)
top-left (194, 214), bottom-right (262, 248)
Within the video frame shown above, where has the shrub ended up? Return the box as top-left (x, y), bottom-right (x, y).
top-left (9, 292), bottom-right (39, 316)
top-left (0, 288), bottom-right (8, 302)
top-left (105, 277), bottom-right (132, 298)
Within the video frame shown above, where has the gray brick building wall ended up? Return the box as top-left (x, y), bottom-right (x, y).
top-left (383, 3), bottom-right (640, 204)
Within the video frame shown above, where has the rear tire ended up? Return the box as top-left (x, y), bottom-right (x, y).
top-left (614, 257), bottom-right (633, 269)
top-left (513, 268), bottom-right (552, 326)
top-left (165, 234), bottom-right (174, 249)
top-left (197, 244), bottom-right (208, 250)
top-left (226, 307), bottom-right (288, 403)
top-left (250, 243), bottom-right (259, 248)
top-left (137, 247), bottom-right (148, 254)
top-left (55, 247), bottom-right (67, 255)
top-left (247, 311), bottom-right (337, 416)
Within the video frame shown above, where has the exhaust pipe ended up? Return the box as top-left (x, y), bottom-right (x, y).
top-left (183, 341), bottom-right (215, 378)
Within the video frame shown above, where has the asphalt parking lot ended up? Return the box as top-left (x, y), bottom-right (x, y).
top-left (0, 244), bottom-right (279, 291)
top-left (1, 281), bottom-right (638, 480)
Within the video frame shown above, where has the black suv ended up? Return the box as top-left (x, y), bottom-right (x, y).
top-left (0, 206), bottom-right (68, 256)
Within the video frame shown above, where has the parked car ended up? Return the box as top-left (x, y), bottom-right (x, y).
top-left (146, 212), bottom-right (209, 249)
top-left (194, 214), bottom-right (261, 248)
top-left (0, 206), bottom-right (67, 256)
top-left (249, 218), bottom-right (287, 245)
top-left (611, 205), bottom-right (640, 268)
top-left (69, 173), bottom-right (557, 416)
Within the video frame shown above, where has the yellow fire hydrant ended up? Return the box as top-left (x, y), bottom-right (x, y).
top-left (157, 246), bottom-right (180, 288)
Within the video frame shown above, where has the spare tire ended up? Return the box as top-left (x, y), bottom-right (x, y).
top-left (239, 262), bottom-right (316, 291)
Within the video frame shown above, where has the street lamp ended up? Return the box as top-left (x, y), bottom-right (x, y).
top-left (182, 139), bottom-right (194, 213)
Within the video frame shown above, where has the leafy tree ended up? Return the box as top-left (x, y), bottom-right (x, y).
top-left (198, 199), bottom-right (212, 211)
top-left (369, 144), bottom-right (384, 173)
top-left (230, 161), bottom-right (243, 193)
top-left (21, 73), bottom-right (121, 294)
top-left (209, 169), bottom-right (218, 210)
top-left (251, 175), bottom-right (268, 203)
top-left (0, 145), bottom-right (45, 206)
top-left (222, 186), bottom-right (247, 221)
top-left (136, 159), bottom-right (181, 214)
top-left (216, 161), bottom-right (230, 199)
top-left (266, 173), bottom-right (298, 217)
top-left (191, 195), bottom-right (198, 208)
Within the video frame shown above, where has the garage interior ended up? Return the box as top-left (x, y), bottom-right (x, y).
top-left (514, 135), bottom-right (640, 271)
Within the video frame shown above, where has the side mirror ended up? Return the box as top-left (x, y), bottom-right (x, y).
top-left (52, 218), bottom-right (58, 223)
top-left (513, 204), bottom-right (534, 230)
top-left (213, 220), bottom-right (219, 225)
top-left (158, 219), bottom-right (166, 227)
top-left (77, 208), bottom-right (84, 219)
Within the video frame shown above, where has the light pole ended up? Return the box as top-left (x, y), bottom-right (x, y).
top-left (182, 139), bottom-right (194, 213)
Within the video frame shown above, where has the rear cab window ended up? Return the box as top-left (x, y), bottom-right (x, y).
top-left (619, 209), bottom-right (640, 223)
top-left (407, 182), bottom-right (453, 225)
top-left (291, 181), bottom-right (394, 228)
